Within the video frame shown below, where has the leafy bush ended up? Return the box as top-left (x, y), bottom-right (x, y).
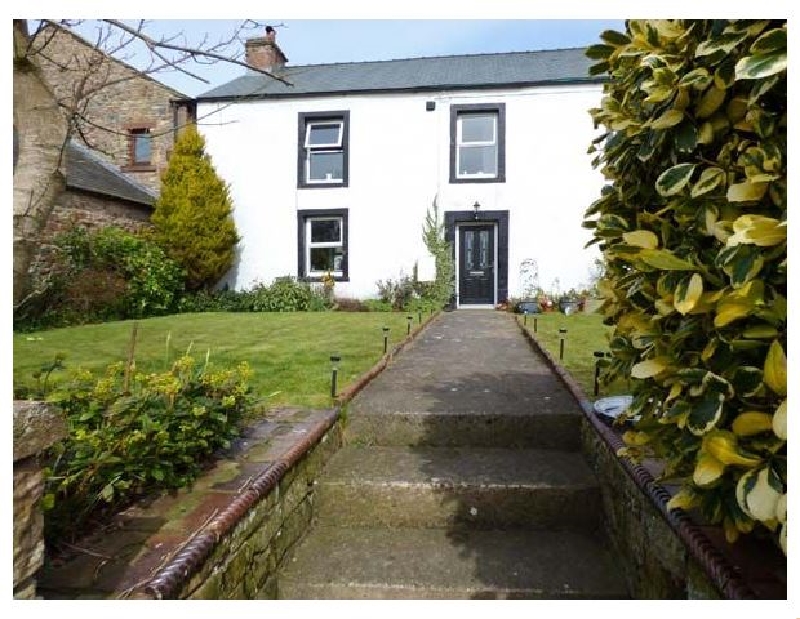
top-left (42, 353), bottom-right (253, 544)
top-left (585, 20), bottom-right (786, 552)
top-left (178, 288), bottom-right (255, 313)
top-left (177, 279), bottom-right (330, 314)
top-left (15, 226), bottom-right (185, 330)
top-left (421, 196), bottom-right (455, 307)
top-left (152, 125), bottom-right (239, 291)
top-left (250, 277), bottom-right (328, 312)
top-left (376, 276), bottom-right (416, 311)
top-left (362, 299), bottom-right (393, 312)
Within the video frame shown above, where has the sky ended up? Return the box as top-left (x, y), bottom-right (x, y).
top-left (65, 19), bottom-right (627, 97)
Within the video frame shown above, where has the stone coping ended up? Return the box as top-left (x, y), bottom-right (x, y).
top-left (38, 311), bottom-right (441, 599)
top-left (514, 316), bottom-right (786, 600)
top-left (14, 401), bottom-right (67, 462)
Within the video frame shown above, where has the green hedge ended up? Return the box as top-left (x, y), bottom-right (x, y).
top-left (584, 20), bottom-right (786, 552)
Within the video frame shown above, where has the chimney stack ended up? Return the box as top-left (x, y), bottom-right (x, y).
top-left (245, 25), bottom-right (288, 72)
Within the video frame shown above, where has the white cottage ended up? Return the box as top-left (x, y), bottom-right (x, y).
top-left (196, 29), bottom-right (606, 307)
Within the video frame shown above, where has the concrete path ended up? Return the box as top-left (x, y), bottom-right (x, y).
top-left (279, 310), bottom-right (628, 599)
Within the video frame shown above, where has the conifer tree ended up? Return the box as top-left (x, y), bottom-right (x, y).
top-left (152, 125), bottom-right (239, 291)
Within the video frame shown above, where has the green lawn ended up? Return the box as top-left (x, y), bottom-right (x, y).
top-left (517, 311), bottom-right (629, 399)
top-left (14, 311), bottom-right (432, 409)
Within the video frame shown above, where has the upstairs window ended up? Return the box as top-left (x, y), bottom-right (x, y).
top-left (450, 103), bottom-right (506, 183)
top-left (298, 111), bottom-right (350, 188)
top-left (125, 126), bottom-right (154, 170)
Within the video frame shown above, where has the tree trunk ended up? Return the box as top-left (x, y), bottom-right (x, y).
top-left (13, 19), bottom-right (68, 307)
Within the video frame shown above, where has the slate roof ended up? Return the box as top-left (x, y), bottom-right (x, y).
top-left (197, 47), bottom-right (601, 101)
top-left (66, 140), bottom-right (157, 207)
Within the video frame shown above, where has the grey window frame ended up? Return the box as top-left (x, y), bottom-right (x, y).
top-left (297, 111), bottom-right (350, 189)
top-left (449, 103), bottom-right (506, 184)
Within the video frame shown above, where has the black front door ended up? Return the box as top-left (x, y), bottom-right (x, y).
top-left (458, 225), bottom-right (494, 305)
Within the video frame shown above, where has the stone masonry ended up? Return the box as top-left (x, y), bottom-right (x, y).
top-left (28, 189), bottom-right (153, 284)
top-left (34, 22), bottom-right (188, 192)
top-left (13, 401), bottom-right (68, 599)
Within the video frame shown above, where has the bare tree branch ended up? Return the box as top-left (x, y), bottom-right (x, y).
top-left (102, 19), bottom-right (293, 86)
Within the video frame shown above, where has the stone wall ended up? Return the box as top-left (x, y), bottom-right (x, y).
top-left (28, 188), bottom-right (153, 283)
top-left (13, 401), bottom-right (67, 599)
top-left (34, 22), bottom-right (182, 192)
top-left (580, 420), bottom-right (721, 599)
top-left (176, 419), bottom-right (344, 599)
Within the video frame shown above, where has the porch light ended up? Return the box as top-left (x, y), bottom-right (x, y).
top-left (330, 354), bottom-right (341, 398)
top-left (473, 201), bottom-right (481, 220)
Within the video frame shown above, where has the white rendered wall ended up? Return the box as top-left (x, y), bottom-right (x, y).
top-left (198, 83), bottom-right (605, 299)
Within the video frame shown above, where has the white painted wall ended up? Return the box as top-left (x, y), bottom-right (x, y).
top-left (198, 83), bottom-right (605, 300)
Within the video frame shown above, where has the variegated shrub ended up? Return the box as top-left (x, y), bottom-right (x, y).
top-left (584, 20), bottom-right (786, 553)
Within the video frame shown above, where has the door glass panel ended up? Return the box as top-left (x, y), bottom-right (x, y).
top-left (310, 219), bottom-right (341, 243)
top-left (465, 231), bottom-right (474, 270)
top-left (479, 230), bottom-right (489, 268)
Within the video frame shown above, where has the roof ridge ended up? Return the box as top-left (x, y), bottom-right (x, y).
top-left (280, 46), bottom-right (589, 71)
top-left (68, 139), bottom-right (158, 199)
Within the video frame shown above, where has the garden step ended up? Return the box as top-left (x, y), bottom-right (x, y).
top-left (278, 526), bottom-right (628, 599)
top-left (315, 445), bottom-right (600, 530)
top-left (344, 410), bottom-right (580, 450)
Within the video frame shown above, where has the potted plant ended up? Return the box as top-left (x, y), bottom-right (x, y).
top-left (559, 290), bottom-right (580, 315)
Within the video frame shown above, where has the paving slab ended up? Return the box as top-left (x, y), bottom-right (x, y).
top-left (346, 310), bottom-right (582, 449)
top-left (315, 445), bottom-right (601, 529)
top-left (279, 526), bottom-right (628, 599)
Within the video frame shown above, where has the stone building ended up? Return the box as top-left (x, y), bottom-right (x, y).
top-left (26, 21), bottom-right (196, 284)
top-left (34, 20), bottom-right (194, 193)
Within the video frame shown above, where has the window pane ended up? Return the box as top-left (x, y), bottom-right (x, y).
top-left (458, 145), bottom-right (497, 176)
top-left (307, 123), bottom-right (342, 146)
top-left (465, 231), bottom-right (474, 270)
top-left (133, 131), bottom-right (151, 163)
top-left (310, 219), bottom-right (341, 243)
top-left (460, 114), bottom-right (495, 143)
top-left (308, 151), bottom-right (344, 181)
top-left (310, 247), bottom-right (343, 273)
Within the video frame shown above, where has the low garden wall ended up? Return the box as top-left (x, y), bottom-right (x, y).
top-left (157, 413), bottom-right (344, 599)
top-left (515, 319), bottom-right (770, 600)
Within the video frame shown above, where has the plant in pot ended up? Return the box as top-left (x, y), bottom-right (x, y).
top-left (559, 290), bottom-right (581, 315)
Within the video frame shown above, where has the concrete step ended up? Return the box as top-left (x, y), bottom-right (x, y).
top-left (344, 410), bottom-right (581, 450)
top-left (315, 446), bottom-right (601, 530)
top-left (278, 526), bottom-right (628, 599)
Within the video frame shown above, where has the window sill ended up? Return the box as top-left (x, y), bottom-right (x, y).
top-left (450, 175), bottom-right (506, 184)
top-left (121, 164), bottom-right (157, 173)
top-left (302, 275), bottom-right (349, 283)
top-left (298, 181), bottom-right (348, 189)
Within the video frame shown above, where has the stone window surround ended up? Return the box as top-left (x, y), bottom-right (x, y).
top-left (122, 122), bottom-right (157, 172)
